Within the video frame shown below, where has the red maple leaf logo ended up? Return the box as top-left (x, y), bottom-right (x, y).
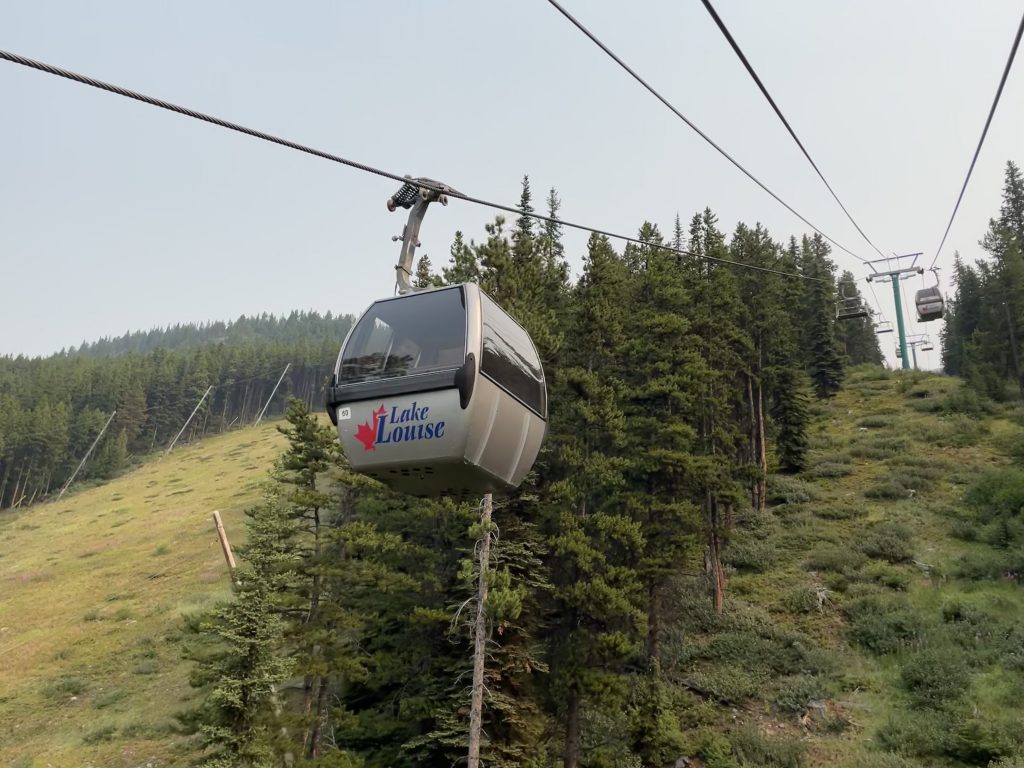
top-left (354, 405), bottom-right (387, 451)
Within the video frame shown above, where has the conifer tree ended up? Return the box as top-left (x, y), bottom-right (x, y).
top-left (801, 235), bottom-right (844, 398)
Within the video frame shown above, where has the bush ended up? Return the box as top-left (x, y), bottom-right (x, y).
top-left (941, 386), bottom-right (993, 418)
top-left (889, 469), bottom-right (937, 493)
top-left (899, 648), bottom-right (970, 709)
top-left (774, 675), bottom-right (828, 714)
top-left (863, 561), bottom-right (911, 590)
top-left (767, 477), bottom-right (818, 505)
top-left (844, 595), bottom-right (925, 654)
top-left (782, 586), bottom-right (823, 614)
top-left (730, 725), bottom-right (805, 768)
top-left (44, 675), bottom-right (87, 700)
top-left (865, 482), bottom-right (909, 500)
top-left (841, 753), bottom-right (927, 768)
top-left (851, 437), bottom-right (909, 460)
top-left (805, 545), bottom-right (866, 575)
top-left (814, 504), bottom-right (866, 520)
top-left (82, 724), bottom-right (118, 744)
top-left (858, 415), bottom-right (891, 429)
top-left (954, 550), bottom-right (1017, 581)
top-left (724, 537), bottom-right (776, 573)
top-left (946, 719), bottom-right (1015, 765)
top-left (807, 462), bottom-right (853, 479)
top-left (965, 468), bottom-right (1024, 522)
top-left (862, 522), bottom-right (915, 563)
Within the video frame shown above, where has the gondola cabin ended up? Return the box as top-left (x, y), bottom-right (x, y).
top-left (915, 286), bottom-right (944, 322)
top-left (326, 283), bottom-right (547, 499)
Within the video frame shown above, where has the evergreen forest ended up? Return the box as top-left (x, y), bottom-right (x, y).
top-left (4, 167), bottom-right (1024, 768)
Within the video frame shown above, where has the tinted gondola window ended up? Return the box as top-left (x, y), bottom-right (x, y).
top-left (479, 293), bottom-right (546, 417)
top-left (339, 287), bottom-right (466, 383)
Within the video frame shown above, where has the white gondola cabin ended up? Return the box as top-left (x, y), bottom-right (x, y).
top-left (326, 284), bottom-right (547, 498)
top-left (915, 286), bottom-right (944, 322)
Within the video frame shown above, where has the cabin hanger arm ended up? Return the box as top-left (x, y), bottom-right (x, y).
top-left (388, 176), bottom-right (458, 294)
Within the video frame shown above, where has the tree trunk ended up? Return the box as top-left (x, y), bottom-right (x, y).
top-left (756, 379), bottom-right (767, 513)
top-left (705, 491), bottom-right (726, 615)
top-left (563, 689), bottom-right (581, 768)
top-left (467, 494), bottom-right (493, 768)
top-left (645, 583), bottom-right (661, 663)
top-left (305, 676), bottom-right (330, 759)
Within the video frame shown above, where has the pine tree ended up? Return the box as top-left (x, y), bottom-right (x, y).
top-left (543, 233), bottom-right (644, 767)
top-left (801, 235), bottom-right (844, 398)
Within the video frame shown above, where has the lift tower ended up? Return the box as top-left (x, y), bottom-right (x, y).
top-left (865, 253), bottom-right (924, 371)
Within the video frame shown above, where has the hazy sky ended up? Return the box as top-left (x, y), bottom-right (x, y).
top-left (2, 1), bottom-right (1022, 370)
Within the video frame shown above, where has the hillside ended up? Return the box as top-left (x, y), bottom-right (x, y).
top-left (2, 367), bottom-right (1024, 767)
top-left (0, 423), bottom-right (287, 767)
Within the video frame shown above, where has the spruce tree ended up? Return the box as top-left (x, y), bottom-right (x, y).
top-left (801, 235), bottom-right (844, 398)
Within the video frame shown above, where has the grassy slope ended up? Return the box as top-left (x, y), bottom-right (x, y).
top-left (0, 423), bottom-right (285, 768)
top-left (2, 369), bottom-right (1022, 767)
top-left (714, 366), bottom-right (1024, 767)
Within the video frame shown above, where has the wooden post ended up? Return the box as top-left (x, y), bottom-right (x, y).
top-left (467, 493), bottom-right (492, 768)
top-left (212, 510), bottom-right (237, 576)
top-left (255, 363), bottom-right (291, 425)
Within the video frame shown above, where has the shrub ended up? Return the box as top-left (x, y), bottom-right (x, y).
top-left (954, 550), bottom-right (1016, 581)
top-left (851, 437), bottom-right (909, 460)
top-left (844, 595), bottom-right (925, 654)
top-left (863, 561), bottom-right (911, 590)
top-left (841, 753), bottom-right (927, 768)
top-left (730, 725), bottom-right (805, 768)
top-left (858, 415), bottom-right (891, 429)
top-left (807, 462), bottom-right (853, 479)
top-left (965, 468), bottom-right (1024, 522)
top-left (767, 477), bottom-right (818, 505)
top-left (724, 538), bottom-right (776, 573)
top-left (82, 725), bottom-right (118, 744)
top-left (865, 482), bottom-right (909, 500)
top-left (936, 415), bottom-right (989, 448)
top-left (93, 689), bottom-right (128, 709)
top-left (941, 386), bottom-right (993, 418)
top-left (899, 648), bottom-right (970, 709)
top-left (945, 719), bottom-right (1015, 765)
top-left (44, 675), bottom-right (87, 699)
top-left (782, 586), bottom-right (823, 614)
top-left (862, 522), bottom-right (914, 563)
top-left (805, 545), bottom-right (866, 575)
top-left (889, 469), bottom-right (937, 493)
top-left (774, 675), bottom-right (828, 714)
top-left (814, 504), bottom-right (866, 520)
top-left (806, 544), bottom-right (864, 573)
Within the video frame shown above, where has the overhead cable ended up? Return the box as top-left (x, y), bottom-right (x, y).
top-left (698, 0), bottom-right (887, 260)
top-left (544, 0), bottom-right (867, 264)
top-left (0, 48), bottom-right (824, 282)
top-left (930, 7), bottom-right (1024, 270)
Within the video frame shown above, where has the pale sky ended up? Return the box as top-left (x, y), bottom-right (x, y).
top-left (2, 1), bottom-right (1022, 371)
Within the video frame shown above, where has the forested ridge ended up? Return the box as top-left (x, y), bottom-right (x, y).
top-left (0, 311), bottom-right (353, 508)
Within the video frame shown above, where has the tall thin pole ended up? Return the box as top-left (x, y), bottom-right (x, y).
top-left (255, 363), bottom-right (291, 426)
top-left (910, 343), bottom-right (919, 370)
top-left (891, 277), bottom-right (910, 370)
top-left (57, 410), bottom-right (116, 500)
top-left (467, 492), bottom-right (493, 768)
top-left (166, 385), bottom-right (213, 454)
